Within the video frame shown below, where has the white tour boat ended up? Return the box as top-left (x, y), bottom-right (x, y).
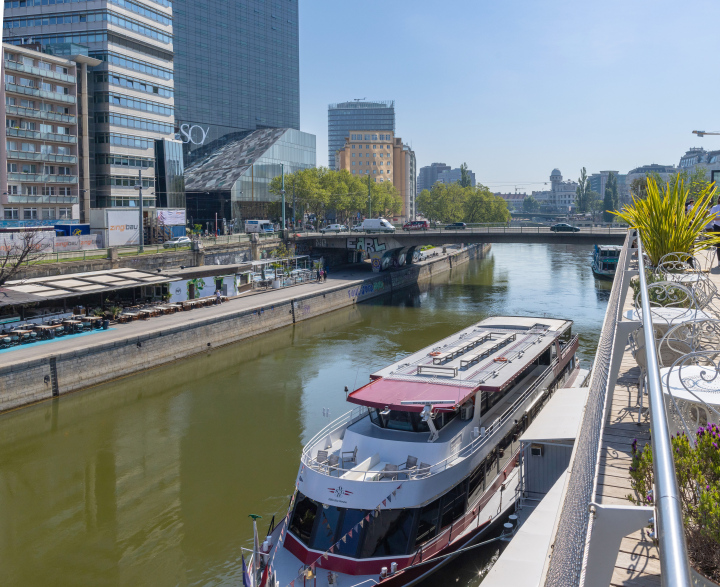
top-left (254, 316), bottom-right (580, 587)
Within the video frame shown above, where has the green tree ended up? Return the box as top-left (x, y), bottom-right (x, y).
top-left (522, 195), bottom-right (540, 213)
top-left (464, 185), bottom-right (511, 223)
top-left (673, 167), bottom-right (712, 203)
top-left (416, 188), bottom-right (438, 221)
top-left (587, 190), bottom-right (603, 221)
top-left (603, 172), bottom-right (618, 222)
top-left (459, 163), bottom-right (472, 188)
top-left (575, 167), bottom-right (590, 212)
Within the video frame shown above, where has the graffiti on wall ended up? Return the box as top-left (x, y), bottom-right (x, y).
top-left (348, 280), bottom-right (385, 298)
top-left (346, 237), bottom-right (386, 253)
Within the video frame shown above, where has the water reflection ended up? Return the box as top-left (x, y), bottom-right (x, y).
top-left (0, 244), bottom-right (608, 587)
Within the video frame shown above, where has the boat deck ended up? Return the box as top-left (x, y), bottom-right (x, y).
top-left (594, 288), bottom-right (660, 586)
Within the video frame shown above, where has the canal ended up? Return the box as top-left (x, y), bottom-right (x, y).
top-left (0, 243), bottom-right (611, 587)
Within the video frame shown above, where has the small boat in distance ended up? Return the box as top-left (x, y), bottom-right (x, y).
top-left (255, 316), bottom-right (582, 587)
top-left (591, 244), bottom-right (622, 280)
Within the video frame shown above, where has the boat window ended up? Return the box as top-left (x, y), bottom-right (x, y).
top-left (310, 504), bottom-right (343, 551)
top-left (414, 498), bottom-right (441, 547)
top-left (439, 480), bottom-right (468, 528)
top-left (289, 493), bottom-right (318, 546)
top-left (368, 409), bottom-right (456, 433)
top-left (335, 508), bottom-right (366, 557)
top-left (359, 509), bottom-right (416, 558)
top-left (468, 461), bottom-right (485, 502)
top-left (385, 410), bottom-right (415, 431)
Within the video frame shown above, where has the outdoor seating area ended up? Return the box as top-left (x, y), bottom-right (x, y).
top-left (0, 316), bottom-right (105, 348)
top-left (115, 296), bottom-right (227, 324)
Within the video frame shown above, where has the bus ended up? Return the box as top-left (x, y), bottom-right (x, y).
top-left (244, 220), bottom-right (274, 234)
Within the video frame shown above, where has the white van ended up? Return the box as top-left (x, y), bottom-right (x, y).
top-left (358, 218), bottom-right (395, 233)
top-left (245, 219), bottom-right (274, 234)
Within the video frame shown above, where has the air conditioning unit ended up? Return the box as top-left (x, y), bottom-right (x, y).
top-left (460, 401), bottom-right (474, 421)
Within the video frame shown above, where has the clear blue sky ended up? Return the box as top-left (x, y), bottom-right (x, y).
top-left (299, 0), bottom-right (720, 192)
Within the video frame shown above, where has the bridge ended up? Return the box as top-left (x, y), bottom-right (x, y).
top-left (290, 226), bottom-right (627, 271)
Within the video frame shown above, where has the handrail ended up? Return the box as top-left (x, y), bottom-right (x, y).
top-left (636, 237), bottom-right (692, 586)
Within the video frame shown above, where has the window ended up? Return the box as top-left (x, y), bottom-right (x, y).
top-left (24, 186), bottom-right (38, 195)
top-left (44, 166), bottom-right (55, 175)
top-left (289, 493), bottom-right (318, 546)
top-left (414, 498), bottom-right (441, 547)
top-left (41, 208), bottom-right (56, 220)
top-left (40, 124), bottom-right (53, 133)
top-left (372, 134), bottom-right (377, 140)
top-left (352, 162), bottom-right (355, 166)
top-left (359, 509), bottom-right (415, 558)
top-left (4, 208), bottom-right (18, 220)
top-left (23, 208), bottom-right (37, 219)
top-left (6, 140), bottom-right (17, 151)
top-left (310, 505), bottom-right (343, 551)
top-left (58, 207), bottom-right (71, 219)
top-left (351, 145), bottom-right (355, 149)
top-left (41, 81), bottom-right (53, 91)
top-left (21, 164), bottom-right (37, 173)
top-left (42, 187), bottom-right (56, 196)
top-left (439, 481), bottom-right (467, 529)
top-left (7, 163), bottom-right (17, 172)
top-left (7, 185), bottom-right (19, 195)
top-left (373, 145), bottom-right (377, 149)
top-left (352, 170), bottom-right (356, 174)
top-left (58, 187), bottom-right (71, 196)
top-left (5, 97), bottom-right (16, 106)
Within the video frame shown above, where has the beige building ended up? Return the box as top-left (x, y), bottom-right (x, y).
top-left (337, 130), bottom-right (416, 221)
top-left (1, 43), bottom-right (99, 224)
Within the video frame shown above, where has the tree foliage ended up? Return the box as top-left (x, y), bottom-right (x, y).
top-left (269, 167), bottom-right (403, 226)
top-left (522, 196), bottom-right (540, 213)
top-left (0, 230), bottom-right (47, 287)
top-left (575, 167), bottom-right (591, 212)
top-left (417, 183), bottom-right (510, 223)
top-left (459, 163), bottom-right (472, 188)
top-left (603, 172), bottom-right (618, 222)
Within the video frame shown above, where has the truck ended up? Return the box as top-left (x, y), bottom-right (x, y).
top-left (244, 220), bottom-right (274, 234)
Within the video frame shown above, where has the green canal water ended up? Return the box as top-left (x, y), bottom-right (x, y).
top-left (0, 244), bottom-right (611, 587)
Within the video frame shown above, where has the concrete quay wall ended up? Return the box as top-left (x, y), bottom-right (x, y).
top-left (0, 244), bottom-right (490, 412)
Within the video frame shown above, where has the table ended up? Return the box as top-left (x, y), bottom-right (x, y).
top-left (120, 312), bottom-right (140, 321)
top-left (625, 307), bottom-right (712, 329)
top-left (660, 365), bottom-right (720, 436)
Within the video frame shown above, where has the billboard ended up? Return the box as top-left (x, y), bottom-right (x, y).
top-left (156, 209), bottom-right (186, 226)
top-left (107, 210), bottom-right (140, 246)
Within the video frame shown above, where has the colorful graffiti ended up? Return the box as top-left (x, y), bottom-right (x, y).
top-left (346, 237), bottom-right (387, 253)
top-left (348, 280), bottom-right (385, 298)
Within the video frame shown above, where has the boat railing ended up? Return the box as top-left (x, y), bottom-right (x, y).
top-left (302, 360), bottom-right (560, 481)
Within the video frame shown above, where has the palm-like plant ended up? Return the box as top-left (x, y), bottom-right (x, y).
top-left (613, 178), bottom-right (720, 265)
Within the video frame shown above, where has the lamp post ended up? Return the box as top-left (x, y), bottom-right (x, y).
top-left (280, 163), bottom-right (286, 230)
top-left (367, 175), bottom-right (372, 218)
top-left (134, 169), bottom-right (144, 252)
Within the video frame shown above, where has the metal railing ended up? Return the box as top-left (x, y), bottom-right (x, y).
top-left (635, 236), bottom-right (692, 586)
top-left (290, 225), bottom-right (627, 238)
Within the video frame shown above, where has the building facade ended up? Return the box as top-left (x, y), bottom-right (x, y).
top-left (3, 0), bottom-right (177, 214)
top-left (494, 192), bottom-right (527, 212)
top-left (436, 167), bottom-right (476, 187)
top-left (328, 101), bottom-right (394, 170)
top-left (1, 43), bottom-right (100, 225)
top-left (625, 164), bottom-right (677, 195)
top-left (336, 131), bottom-right (415, 220)
top-left (172, 0), bottom-right (300, 168)
top-left (416, 162), bottom-right (450, 194)
top-left (532, 169), bottom-right (578, 212)
top-left (677, 148), bottom-right (720, 184)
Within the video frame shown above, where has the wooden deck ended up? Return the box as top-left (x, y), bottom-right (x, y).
top-left (594, 289), bottom-right (661, 586)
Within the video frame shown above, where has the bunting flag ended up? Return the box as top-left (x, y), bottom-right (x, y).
top-left (382, 499), bottom-right (387, 507)
top-left (323, 553), bottom-right (328, 560)
top-left (298, 475), bottom-right (303, 483)
top-left (359, 520), bottom-right (364, 528)
top-left (354, 523), bottom-right (360, 532)
top-left (365, 514), bottom-right (370, 522)
top-left (392, 490), bottom-right (397, 497)
top-left (387, 495), bottom-right (392, 503)
top-left (290, 581), bottom-right (294, 587)
top-left (342, 535), bottom-right (347, 543)
top-left (348, 530), bottom-right (353, 539)
top-left (329, 545), bottom-right (334, 554)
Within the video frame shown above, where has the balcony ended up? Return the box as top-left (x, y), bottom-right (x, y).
top-left (4, 60), bottom-right (77, 84)
top-left (5, 83), bottom-right (76, 104)
top-left (7, 151), bottom-right (77, 165)
top-left (6, 105), bottom-right (76, 125)
top-left (6, 128), bottom-right (77, 144)
top-left (6, 194), bottom-right (78, 204)
top-left (7, 172), bottom-right (78, 184)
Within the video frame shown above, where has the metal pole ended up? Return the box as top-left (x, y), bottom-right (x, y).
top-left (368, 175), bottom-right (371, 218)
top-left (637, 237), bottom-right (692, 587)
top-left (281, 163), bottom-right (286, 231)
top-left (215, 212), bottom-right (218, 237)
top-left (292, 176), bottom-right (296, 229)
top-left (137, 169), bottom-right (144, 253)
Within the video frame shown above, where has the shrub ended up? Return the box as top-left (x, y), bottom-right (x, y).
top-left (628, 425), bottom-right (720, 581)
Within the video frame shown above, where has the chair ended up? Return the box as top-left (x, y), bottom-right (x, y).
top-left (633, 280), bottom-right (700, 332)
top-left (327, 454), bottom-right (340, 476)
top-left (414, 462), bottom-right (432, 478)
top-left (655, 252), bottom-right (699, 277)
top-left (341, 446), bottom-right (358, 468)
top-left (379, 464), bottom-right (398, 481)
top-left (399, 455), bottom-right (418, 471)
top-left (658, 319), bottom-right (720, 367)
top-left (316, 450), bottom-right (328, 469)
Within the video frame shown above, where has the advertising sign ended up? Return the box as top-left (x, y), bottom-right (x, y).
top-left (0, 231), bottom-right (54, 254)
top-left (54, 234), bottom-right (99, 251)
top-left (157, 209), bottom-right (186, 226)
top-left (107, 210), bottom-right (140, 246)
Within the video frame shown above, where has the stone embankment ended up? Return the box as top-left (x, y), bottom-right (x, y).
top-left (0, 244), bottom-right (490, 412)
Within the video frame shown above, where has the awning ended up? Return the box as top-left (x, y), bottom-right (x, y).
top-left (347, 378), bottom-right (476, 413)
top-left (0, 268), bottom-right (181, 307)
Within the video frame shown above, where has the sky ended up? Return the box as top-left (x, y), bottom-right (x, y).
top-left (299, 0), bottom-right (720, 193)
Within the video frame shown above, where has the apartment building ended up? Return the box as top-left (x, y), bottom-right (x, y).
top-left (3, 0), bottom-right (178, 216)
top-left (336, 131), bottom-right (416, 221)
top-left (1, 43), bottom-right (99, 224)
top-left (328, 101), bottom-right (394, 170)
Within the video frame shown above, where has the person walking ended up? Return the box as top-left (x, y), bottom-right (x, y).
top-left (316, 268), bottom-right (321, 282)
top-left (214, 289), bottom-right (222, 305)
top-left (323, 269), bottom-right (327, 282)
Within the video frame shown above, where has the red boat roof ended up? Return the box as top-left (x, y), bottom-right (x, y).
top-left (347, 379), bottom-right (476, 412)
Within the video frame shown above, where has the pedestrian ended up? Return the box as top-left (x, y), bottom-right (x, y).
top-left (323, 269), bottom-right (327, 282)
top-left (215, 289), bottom-right (222, 305)
top-left (316, 268), bottom-right (321, 282)
top-left (686, 199), bottom-right (695, 214)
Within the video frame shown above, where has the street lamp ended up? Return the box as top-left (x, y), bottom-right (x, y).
top-left (133, 170), bottom-right (144, 252)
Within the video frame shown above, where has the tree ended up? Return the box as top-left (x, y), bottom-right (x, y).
top-left (522, 195), bottom-right (540, 213)
top-left (458, 163), bottom-right (472, 188)
top-left (587, 190), bottom-right (603, 221)
top-left (464, 186), bottom-right (511, 223)
top-left (575, 167), bottom-right (590, 212)
top-left (416, 188), bottom-right (438, 221)
top-left (673, 167), bottom-right (712, 203)
top-left (603, 172), bottom-right (618, 222)
top-left (0, 229), bottom-right (47, 287)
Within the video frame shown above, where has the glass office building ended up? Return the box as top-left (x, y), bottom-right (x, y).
top-left (328, 101), bottom-right (395, 170)
top-left (172, 0), bottom-right (300, 168)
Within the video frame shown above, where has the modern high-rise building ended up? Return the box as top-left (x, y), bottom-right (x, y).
top-left (328, 101), bottom-right (394, 170)
top-left (3, 0), bottom-right (179, 216)
top-left (436, 167), bottom-right (476, 187)
top-left (416, 162), bottom-right (451, 194)
top-left (172, 0), bottom-right (300, 168)
top-left (336, 131), bottom-right (416, 221)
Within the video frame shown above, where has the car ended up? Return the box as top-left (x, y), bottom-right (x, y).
top-left (163, 236), bottom-right (192, 248)
top-left (351, 223), bottom-right (364, 232)
top-left (445, 222), bottom-right (467, 230)
top-left (550, 223), bottom-right (581, 233)
top-left (320, 224), bottom-right (347, 234)
top-left (403, 220), bottom-right (429, 230)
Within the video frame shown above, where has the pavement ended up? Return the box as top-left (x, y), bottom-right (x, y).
top-left (0, 247), bottom-right (455, 368)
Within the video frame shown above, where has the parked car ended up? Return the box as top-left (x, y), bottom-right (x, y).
top-left (320, 224), bottom-right (347, 234)
top-left (163, 236), bottom-right (192, 248)
top-left (351, 223), bottom-right (364, 232)
top-left (357, 218), bottom-right (395, 233)
top-left (446, 222), bottom-right (467, 230)
top-left (550, 223), bottom-right (581, 233)
top-left (403, 220), bottom-right (429, 230)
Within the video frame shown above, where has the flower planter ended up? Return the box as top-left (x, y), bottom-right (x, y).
top-left (692, 566), bottom-right (720, 587)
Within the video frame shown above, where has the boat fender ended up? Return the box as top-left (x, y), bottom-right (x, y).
top-left (429, 352), bottom-right (441, 357)
top-left (494, 356), bottom-right (508, 363)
